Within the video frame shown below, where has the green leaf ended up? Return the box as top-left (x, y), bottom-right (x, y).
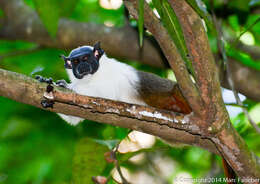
top-left (231, 113), bottom-right (249, 134)
top-left (249, 103), bottom-right (260, 124)
top-left (138, 0), bottom-right (144, 47)
top-left (161, 0), bottom-right (187, 56)
top-left (185, 0), bottom-right (213, 30)
top-left (73, 138), bottom-right (109, 183)
top-left (153, 0), bottom-right (195, 76)
top-left (32, 0), bottom-right (79, 38)
top-left (227, 46), bottom-right (260, 71)
top-left (249, 0), bottom-right (260, 6)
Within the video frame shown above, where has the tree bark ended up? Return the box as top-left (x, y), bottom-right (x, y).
top-left (124, 0), bottom-right (260, 181)
top-left (0, 68), bottom-right (218, 155)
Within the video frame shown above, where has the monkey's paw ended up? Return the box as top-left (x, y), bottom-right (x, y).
top-left (35, 75), bottom-right (53, 84)
top-left (55, 80), bottom-right (68, 88)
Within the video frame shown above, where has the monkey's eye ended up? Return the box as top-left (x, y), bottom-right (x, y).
top-left (82, 56), bottom-right (88, 61)
top-left (73, 59), bottom-right (79, 64)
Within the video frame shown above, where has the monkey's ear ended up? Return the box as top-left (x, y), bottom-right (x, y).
top-left (93, 41), bottom-right (104, 59)
top-left (60, 54), bottom-right (67, 61)
top-left (60, 54), bottom-right (72, 69)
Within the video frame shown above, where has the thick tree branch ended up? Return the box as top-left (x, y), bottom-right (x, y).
top-left (124, 0), bottom-right (204, 117)
top-left (0, 68), bottom-right (218, 155)
top-left (169, 0), bottom-right (224, 126)
top-left (168, 1), bottom-right (260, 181)
top-left (124, 0), bottom-right (260, 181)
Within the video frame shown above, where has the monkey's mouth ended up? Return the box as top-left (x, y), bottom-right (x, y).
top-left (73, 63), bottom-right (93, 79)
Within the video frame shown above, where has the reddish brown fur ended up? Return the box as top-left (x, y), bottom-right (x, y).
top-left (141, 84), bottom-right (191, 114)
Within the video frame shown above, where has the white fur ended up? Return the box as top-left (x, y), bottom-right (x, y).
top-left (59, 49), bottom-right (145, 125)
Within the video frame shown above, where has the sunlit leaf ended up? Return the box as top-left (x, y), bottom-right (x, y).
top-left (138, 0), bottom-right (144, 47)
top-left (249, 103), bottom-right (260, 124)
top-left (233, 16), bottom-right (260, 47)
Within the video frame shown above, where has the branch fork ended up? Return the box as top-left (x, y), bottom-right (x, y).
top-left (123, 0), bottom-right (260, 180)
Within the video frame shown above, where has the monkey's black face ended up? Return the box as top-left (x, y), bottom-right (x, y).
top-left (61, 43), bottom-right (104, 79)
top-left (70, 53), bottom-right (99, 79)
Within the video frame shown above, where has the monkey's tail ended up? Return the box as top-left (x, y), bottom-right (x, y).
top-left (222, 158), bottom-right (237, 184)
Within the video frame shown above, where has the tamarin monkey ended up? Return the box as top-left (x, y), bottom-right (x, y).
top-left (37, 42), bottom-right (191, 125)
top-left (36, 42), bottom-right (236, 183)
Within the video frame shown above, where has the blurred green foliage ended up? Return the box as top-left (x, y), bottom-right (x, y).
top-left (72, 138), bottom-right (108, 183)
top-left (0, 0), bottom-right (260, 183)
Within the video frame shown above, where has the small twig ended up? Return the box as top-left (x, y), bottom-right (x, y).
top-left (113, 143), bottom-right (130, 184)
top-left (224, 103), bottom-right (244, 108)
top-left (232, 17), bottom-right (260, 48)
top-left (115, 162), bottom-right (129, 184)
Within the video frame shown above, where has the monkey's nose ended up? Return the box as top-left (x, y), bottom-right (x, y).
top-left (78, 62), bottom-right (92, 74)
